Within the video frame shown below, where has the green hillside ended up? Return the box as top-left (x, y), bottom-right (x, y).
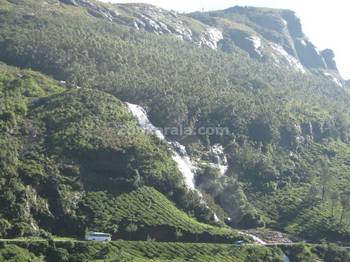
top-left (0, 64), bottom-right (228, 240)
top-left (78, 186), bottom-right (243, 242)
top-left (1, 0), bottom-right (350, 248)
top-left (1, 240), bottom-right (350, 261)
top-left (0, 242), bottom-right (289, 262)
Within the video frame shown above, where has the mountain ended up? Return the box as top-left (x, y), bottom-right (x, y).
top-left (192, 7), bottom-right (345, 85)
top-left (37, 0), bottom-right (346, 85)
top-left (1, 0), bottom-right (350, 259)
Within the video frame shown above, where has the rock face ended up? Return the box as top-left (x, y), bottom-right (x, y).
top-left (294, 39), bottom-right (327, 69)
top-left (59, 0), bottom-right (77, 6)
top-left (281, 10), bottom-right (328, 69)
top-left (193, 7), bottom-right (344, 78)
top-left (57, 0), bottom-right (343, 81)
top-left (118, 4), bottom-right (224, 49)
top-left (59, 0), bottom-right (119, 20)
top-left (321, 49), bottom-right (338, 70)
top-left (227, 30), bottom-right (263, 59)
top-left (58, 0), bottom-right (223, 50)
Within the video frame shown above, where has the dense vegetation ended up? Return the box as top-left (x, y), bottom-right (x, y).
top-left (0, 64), bottom-right (232, 241)
top-left (78, 186), bottom-right (243, 242)
top-left (1, 240), bottom-right (350, 262)
top-left (0, 0), bottom-right (350, 247)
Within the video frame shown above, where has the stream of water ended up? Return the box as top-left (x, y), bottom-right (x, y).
top-left (126, 102), bottom-right (197, 190)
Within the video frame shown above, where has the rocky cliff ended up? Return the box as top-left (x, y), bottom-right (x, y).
top-left (54, 1), bottom-right (345, 85)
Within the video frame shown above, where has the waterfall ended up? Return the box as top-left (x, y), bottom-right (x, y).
top-left (126, 102), bottom-right (196, 190)
top-left (125, 103), bottom-right (165, 140)
top-left (170, 142), bottom-right (197, 190)
top-left (209, 144), bottom-right (228, 176)
top-left (126, 102), bottom-right (222, 222)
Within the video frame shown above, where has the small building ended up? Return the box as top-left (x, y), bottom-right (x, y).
top-left (85, 232), bottom-right (111, 242)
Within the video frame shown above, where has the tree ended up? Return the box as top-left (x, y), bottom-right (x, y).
top-left (0, 219), bottom-right (11, 238)
top-left (175, 229), bottom-right (183, 240)
top-left (46, 247), bottom-right (69, 262)
top-left (330, 190), bottom-right (339, 217)
top-left (218, 178), bottom-right (251, 225)
top-left (318, 159), bottom-right (333, 201)
top-left (125, 223), bottom-right (138, 240)
top-left (107, 224), bottom-right (119, 236)
top-left (307, 183), bottom-right (320, 203)
top-left (339, 193), bottom-right (350, 224)
top-left (131, 169), bottom-right (142, 189)
top-left (248, 117), bottom-right (275, 144)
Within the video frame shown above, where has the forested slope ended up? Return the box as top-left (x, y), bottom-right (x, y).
top-left (0, 0), bottom-right (350, 244)
top-left (0, 63), bottom-right (237, 241)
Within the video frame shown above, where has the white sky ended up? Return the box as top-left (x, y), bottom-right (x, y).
top-left (101, 0), bottom-right (350, 79)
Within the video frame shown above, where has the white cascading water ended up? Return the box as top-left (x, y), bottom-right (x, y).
top-left (125, 103), bottom-right (165, 140)
top-left (210, 144), bottom-right (228, 176)
top-left (126, 103), bottom-right (279, 235)
top-left (170, 142), bottom-right (197, 190)
top-left (126, 103), bottom-right (220, 222)
top-left (126, 102), bottom-right (196, 190)
top-left (126, 103), bottom-right (289, 244)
